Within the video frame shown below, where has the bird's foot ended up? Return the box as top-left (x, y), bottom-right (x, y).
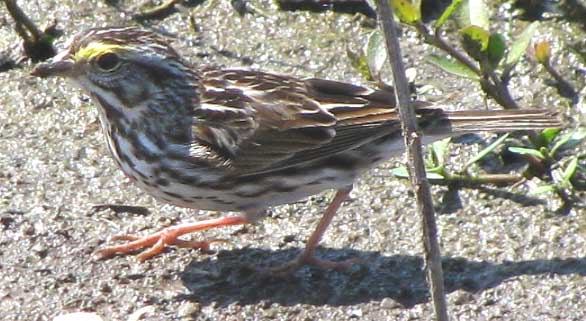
top-left (93, 232), bottom-right (228, 262)
top-left (93, 216), bottom-right (249, 261)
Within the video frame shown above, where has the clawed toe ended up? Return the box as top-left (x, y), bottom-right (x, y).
top-left (93, 233), bottom-right (226, 261)
top-left (92, 216), bottom-right (249, 261)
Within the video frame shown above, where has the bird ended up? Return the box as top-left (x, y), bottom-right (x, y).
top-left (32, 26), bottom-right (560, 273)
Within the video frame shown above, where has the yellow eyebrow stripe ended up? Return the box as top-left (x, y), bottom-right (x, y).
top-left (74, 43), bottom-right (125, 61)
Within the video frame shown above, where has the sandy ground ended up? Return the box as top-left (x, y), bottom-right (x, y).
top-left (1, 1), bottom-right (585, 320)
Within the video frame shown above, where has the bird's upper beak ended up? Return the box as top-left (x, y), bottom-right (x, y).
top-left (31, 50), bottom-right (75, 78)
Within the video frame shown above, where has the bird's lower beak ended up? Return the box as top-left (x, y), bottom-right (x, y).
top-left (31, 57), bottom-right (74, 78)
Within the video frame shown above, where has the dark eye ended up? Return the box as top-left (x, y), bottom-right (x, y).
top-left (95, 52), bottom-right (120, 71)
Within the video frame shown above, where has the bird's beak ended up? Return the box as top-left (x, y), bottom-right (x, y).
top-left (31, 50), bottom-right (75, 78)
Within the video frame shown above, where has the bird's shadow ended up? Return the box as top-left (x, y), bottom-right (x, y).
top-left (179, 248), bottom-right (586, 307)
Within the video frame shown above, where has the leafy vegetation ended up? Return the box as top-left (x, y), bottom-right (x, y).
top-left (351, 0), bottom-right (584, 210)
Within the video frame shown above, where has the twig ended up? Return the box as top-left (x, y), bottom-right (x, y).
top-left (442, 173), bottom-right (524, 185)
top-left (132, 0), bottom-right (180, 21)
top-left (91, 204), bottom-right (150, 216)
top-left (375, 1), bottom-right (449, 320)
top-left (542, 61), bottom-right (578, 99)
top-left (2, 0), bottom-right (56, 62)
top-left (277, 0), bottom-right (376, 18)
top-left (482, 67), bottom-right (519, 109)
top-left (3, 0), bottom-right (44, 42)
top-left (418, 24), bottom-right (520, 110)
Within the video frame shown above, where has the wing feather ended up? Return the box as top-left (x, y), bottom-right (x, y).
top-left (191, 68), bottom-right (401, 174)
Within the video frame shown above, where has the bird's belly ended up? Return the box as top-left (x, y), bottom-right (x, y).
top-left (133, 166), bottom-right (356, 212)
top-left (103, 127), bottom-right (412, 212)
top-left (102, 132), bottom-right (359, 211)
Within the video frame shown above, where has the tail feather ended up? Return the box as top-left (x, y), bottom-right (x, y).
top-left (440, 109), bottom-right (561, 133)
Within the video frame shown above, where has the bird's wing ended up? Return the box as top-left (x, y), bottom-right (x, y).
top-left (191, 68), bottom-right (437, 175)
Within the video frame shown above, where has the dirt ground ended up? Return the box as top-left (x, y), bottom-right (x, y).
top-left (1, 1), bottom-right (585, 320)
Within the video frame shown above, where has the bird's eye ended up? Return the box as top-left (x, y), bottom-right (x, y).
top-left (95, 52), bottom-right (121, 72)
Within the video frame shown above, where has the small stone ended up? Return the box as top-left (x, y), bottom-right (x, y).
top-left (348, 308), bottom-right (363, 318)
top-left (21, 223), bottom-right (35, 236)
top-left (380, 298), bottom-right (399, 309)
top-left (0, 215), bottom-right (15, 230)
top-left (128, 306), bottom-right (156, 321)
top-left (283, 234), bottom-right (296, 243)
top-left (32, 243), bottom-right (48, 258)
top-left (177, 302), bottom-right (201, 319)
top-left (452, 291), bottom-right (475, 305)
top-left (98, 281), bottom-right (112, 293)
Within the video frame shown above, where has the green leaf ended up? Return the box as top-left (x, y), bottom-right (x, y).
top-left (561, 157), bottom-right (579, 186)
top-left (366, 30), bottom-right (387, 79)
top-left (539, 146), bottom-right (551, 159)
top-left (430, 138), bottom-right (451, 167)
top-left (457, 0), bottom-right (490, 30)
top-left (41, 35), bottom-right (56, 46)
top-left (426, 54), bottom-right (479, 79)
top-left (507, 147), bottom-right (545, 159)
top-left (347, 47), bottom-right (372, 81)
top-left (504, 21), bottom-right (539, 68)
top-left (487, 33), bottom-right (506, 67)
top-left (541, 128), bottom-right (562, 145)
top-left (391, 166), bottom-right (446, 180)
top-left (391, 166), bottom-right (409, 178)
top-left (530, 184), bottom-right (556, 195)
top-left (460, 25), bottom-right (491, 61)
top-left (463, 133), bottom-right (509, 170)
top-left (390, 0), bottom-right (422, 25)
top-left (435, 0), bottom-right (463, 29)
top-left (551, 130), bottom-right (586, 156)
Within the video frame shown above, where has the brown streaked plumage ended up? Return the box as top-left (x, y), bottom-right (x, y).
top-left (32, 27), bottom-right (561, 272)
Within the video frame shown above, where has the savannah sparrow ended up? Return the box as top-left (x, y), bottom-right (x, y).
top-left (32, 27), bottom-right (560, 272)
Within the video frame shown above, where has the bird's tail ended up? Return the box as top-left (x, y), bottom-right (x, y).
top-left (426, 109), bottom-right (562, 134)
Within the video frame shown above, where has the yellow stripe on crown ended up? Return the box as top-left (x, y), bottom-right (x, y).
top-left (74, 43), bottom-right (126, 61)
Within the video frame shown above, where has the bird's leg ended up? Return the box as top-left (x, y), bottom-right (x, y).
top-left (93, 216), bottom-right (250, 261)
top-left (270, 186), bottom-right (358, 275)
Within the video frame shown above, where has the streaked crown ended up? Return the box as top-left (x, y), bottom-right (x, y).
top-left (33, 27), bottom-right (201, 122)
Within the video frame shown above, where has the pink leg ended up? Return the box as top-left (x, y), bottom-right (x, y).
top-left (94, 216), bottom-right (249, 262)
top-left (271, 186), bottom-right (358, 275)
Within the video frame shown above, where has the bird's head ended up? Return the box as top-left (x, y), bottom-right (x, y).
top-left (32, 27), bottom-right (199, 119)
